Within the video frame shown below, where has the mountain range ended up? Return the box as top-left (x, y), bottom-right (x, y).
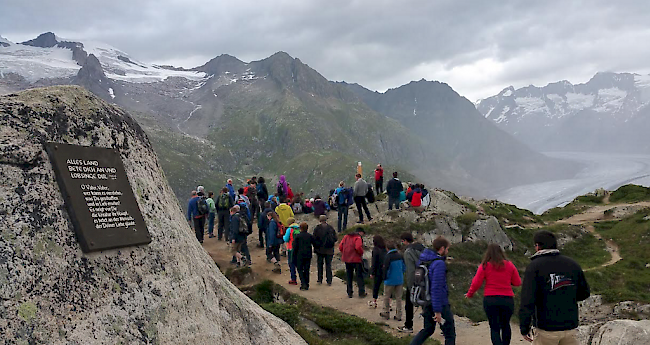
top-left (0, 32), bottom-right (577, 200)
top-left (477, 72), bottom-right (650, 153)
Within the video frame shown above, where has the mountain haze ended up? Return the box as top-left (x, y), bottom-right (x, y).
top-left (341, 80), bottom-right (577, 194)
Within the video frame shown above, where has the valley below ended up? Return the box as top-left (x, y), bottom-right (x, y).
top-left (492, 152), bottom-right (650, 214)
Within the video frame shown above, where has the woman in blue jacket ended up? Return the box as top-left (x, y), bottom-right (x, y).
top-left (380, 241), bottom-right (406, 321)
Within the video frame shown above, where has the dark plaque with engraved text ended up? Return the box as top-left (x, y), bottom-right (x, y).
top-left (46, 143), bottom-right (151, 252)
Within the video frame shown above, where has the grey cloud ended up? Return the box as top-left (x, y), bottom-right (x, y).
top-left (1, 0), bottom-right (649, 99)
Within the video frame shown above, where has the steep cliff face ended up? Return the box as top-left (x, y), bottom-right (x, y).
top-left (0, 86), bottom-right (304, 344)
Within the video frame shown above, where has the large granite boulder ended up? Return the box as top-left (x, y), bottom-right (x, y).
top-left (591, 320), bottom-right (650, 345)
top-left (466, 216), bottom-right (513, 250)
top-left (0, 86), bottom-right (305, 344)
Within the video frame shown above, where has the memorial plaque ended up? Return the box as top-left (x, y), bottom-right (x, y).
top-left (46, 143), bottom-right (151, 252)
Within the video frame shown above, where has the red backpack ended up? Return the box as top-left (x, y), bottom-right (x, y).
top-left (276, 222), bottom-right (286, 239)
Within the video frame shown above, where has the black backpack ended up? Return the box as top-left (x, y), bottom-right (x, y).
top-left (366, 184), bottom-right (375, 203)
top-left (323, 225), bottom-right (336, 248)
top-left (197, 196), bottom-right (209, 215)
top-left (410, 257), bottom-right (444, 307)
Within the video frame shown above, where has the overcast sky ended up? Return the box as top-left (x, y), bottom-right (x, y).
top-left (2, 0), bottom-right (649, 100)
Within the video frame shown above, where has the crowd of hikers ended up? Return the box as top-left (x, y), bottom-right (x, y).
top-left (186, 167), bottom-right (590, 345)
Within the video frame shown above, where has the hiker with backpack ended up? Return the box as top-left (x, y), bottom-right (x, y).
top-left (206, 191), bottom-right (217, 238)
top-left (398, 232), bottom-right (426, 333)
top-left (369, 235), bottom-right (387, 309)
top-left (334, 182), bottom-right (352, 232)
top-left (216, 187), bottom-right (234, 241)
top-left (374, 164), bottom-right (384, 194)
top-left (386, 172), bottom-right (404, 211)
top-left (277, 175), bottom-right (288, 198)
top-left (283, 218), bottom-right (301, 285)
top-left (245, 180), bottom-right (259, 221)
top-left (465, 244), bottom-right (521, 345)
top-left (410, 236), bottom-right (456, 345)
top-left (313, 215), bottom-right (337, 286)
top-left (265, 211), bottom-right (283, 273)
top-left (186, 190), bottom-right (209, 243)
top-left (229, 206), bottom-right (249, 267)
top-left (275, 197), bottom-right (294, 227)
top-left (292, 222), bottom-right (315, 290)
top-left (339, 228), bottom-right (367, 298)
top-left (287, 182), bottom-right (294, 201)
top-left (235, 188), bottom-right (250, 209)
top-left (258, 201), bottom-right (274, 248)
top-left (256, 177), bottom-right (269, 205)
top-left (380, 241), bottom-right (406, 321)
top-left (353, 174), bottom-right (373, 223)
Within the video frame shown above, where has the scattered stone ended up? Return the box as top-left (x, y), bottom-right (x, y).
top-left (591, 320), bottom-right (650, 345)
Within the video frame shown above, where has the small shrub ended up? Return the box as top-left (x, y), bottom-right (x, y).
top-left (456, 212), bottom-right (479, 229)
top-left (610, 184), bottom-right (650, 203)
top-left (261, 303), bottom-right (300, 327)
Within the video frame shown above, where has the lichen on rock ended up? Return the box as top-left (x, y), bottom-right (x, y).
top-left (0, 86), bottom-right (305, 344)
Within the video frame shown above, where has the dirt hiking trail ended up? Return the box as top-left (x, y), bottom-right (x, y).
top-left (203, 236), bottom-right (527, 344)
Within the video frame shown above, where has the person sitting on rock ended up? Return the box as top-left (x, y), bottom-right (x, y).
top-left (312, 195), bottom-right (327, 217)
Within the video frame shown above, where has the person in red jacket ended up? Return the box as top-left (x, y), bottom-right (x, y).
top-left (465, 244), bottom-right (522, 345)
top-left (374, 164), bottom-right (384, 194)
top-left (339, 228), bottom-right (367, 298)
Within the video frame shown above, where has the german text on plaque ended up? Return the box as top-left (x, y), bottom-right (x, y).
top-left (46, 143), bottom-right (151, 252)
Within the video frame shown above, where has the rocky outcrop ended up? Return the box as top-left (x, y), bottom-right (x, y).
top-left (0, 86), bottom-right (304, 344)
top-left (591, 320), bottom-right (650, 345)
top-left (420, 217), bottom-right (464, 246)
top-left (466, 217), bottom-right (513, 250)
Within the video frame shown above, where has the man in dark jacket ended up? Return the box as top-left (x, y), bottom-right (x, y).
top-left (398, 233), bottom-right (426, 333)
top-left (216, 187), bottom-right (233, 241)
top-left (229, 206), bottom-right (247, 267)
top-left (411, 236), bottom-right (456, 345)
top-left (258, 201), bottom-right (273, 248)
top-left (186, 190), bottom-right (206, 243)
top-left (519, 230), bottom-right (590, 344)
top-left (312, 195), bottom-right (327, 217)
top-left (386, 172), bottom-right (403, 210)
top-left (292, 222), bottom-right (315, 290)
top-left (339, 228), bottom-right (367, 298)
top-left (312, 215), bottom-right (337, 285)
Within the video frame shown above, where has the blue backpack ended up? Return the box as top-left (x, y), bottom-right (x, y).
top-left (337, 188), bottom-right (349, 206)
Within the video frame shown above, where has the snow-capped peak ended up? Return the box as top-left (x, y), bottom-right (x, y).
top-left (0, 35), bottom-right (11, 47)
top-left (0, 32), bottom-right (207, 83)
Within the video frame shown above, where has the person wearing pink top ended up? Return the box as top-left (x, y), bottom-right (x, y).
top-left (465, 244), bottom-right (522, 345)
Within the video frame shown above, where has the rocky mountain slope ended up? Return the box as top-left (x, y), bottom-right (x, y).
top-left (341, 80), bottom-right (578, 194)
top-left (477, 72), bottom-right (650, 153)
top-left (1, 32), bottom-right (576, 200)
top-left (0, 86), bottom-right (304, 344)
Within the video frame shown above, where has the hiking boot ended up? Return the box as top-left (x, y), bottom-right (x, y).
top-left (359, 292), bottom-right (367, 298)
top-left (397, 326), bottom-right (413, 333)
top-left (209, 234), bottom-right (215, 238)
top-left (367, 300), bottom-right (377, 309)
top-left (379, 311), bottom-right (390, 320)
top-left (289, 280), bottom-right (298, 285)
top-left (348, 294), bottom-right (353, 298)
top-left (317, 281), bottom-right (322, 285)
top-left (393, 316), bottom-right (402, 322)
top-left (327, 282), bottom-right (332, 286)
